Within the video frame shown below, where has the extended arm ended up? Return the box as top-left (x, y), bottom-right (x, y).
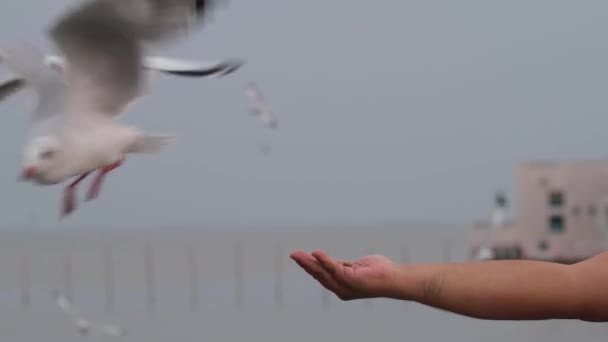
top-left (291, 250), bottom-right (608, 322)
top-left (391, 253), bottom-right (608, 321)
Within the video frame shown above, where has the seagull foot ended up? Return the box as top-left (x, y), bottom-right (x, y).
top-left (59, 172), bottom-right (92, 220)
top-left (61, 187), bottom-right (77, 219)
top-left (85, 158), bottom-right (125, 202)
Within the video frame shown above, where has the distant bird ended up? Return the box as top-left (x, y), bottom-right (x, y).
top-left (0, 55), bottom-right (243, 102)
top-left (52, 290), bottom-right (127, 337)
top-left (245, 82), bottom-right (278, 130)
top-left (258, 143), bottom-right (272, 156)
top-left (1, 0), bottom-right (229, 219)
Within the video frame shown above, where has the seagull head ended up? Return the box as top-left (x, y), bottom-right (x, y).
top-left (20, 136), bottom-right (63, 184)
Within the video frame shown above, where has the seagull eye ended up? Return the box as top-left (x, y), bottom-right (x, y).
top-left (40, 150), bottom-right (54, 159)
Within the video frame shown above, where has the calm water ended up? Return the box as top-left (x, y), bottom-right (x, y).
top-left (0, 224), bottom-right (605, 341)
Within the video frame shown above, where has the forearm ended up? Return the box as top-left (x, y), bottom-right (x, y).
top-left (389, 260), bottom-right (584, 320)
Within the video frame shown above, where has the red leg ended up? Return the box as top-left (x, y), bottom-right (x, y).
top-left (85, 158), bottom-right (125, 202)
top-left (61, 172), bottom-right (91, 219)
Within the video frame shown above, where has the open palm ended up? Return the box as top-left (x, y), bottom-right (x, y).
top-left (290, 250), bottom-right (397, 300)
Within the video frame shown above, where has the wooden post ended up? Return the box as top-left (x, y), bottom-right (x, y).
top-left (103, 244), bottom-right (115, 313)
top-left (234, 241), bottom-right (244, 308)
top-left (144, 243), bottom-right (156, 313)
top-left (19, 254), bottom-right (30, 309)
top-left (63, 253), bottom-right (73, 303)
top-left (187, 246), bottom-right (199, 312)
top-left (274, 244), bottom-right (284, 309)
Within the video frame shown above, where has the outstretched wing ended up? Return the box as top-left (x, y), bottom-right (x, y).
top-left (0, 41), bottom-right (67, 132)
top-left (48, 0), bottom-right (225, 119)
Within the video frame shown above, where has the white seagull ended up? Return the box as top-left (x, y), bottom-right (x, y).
top-left (52, 290), bottom-right (127, 337)
top-left (0, 55), bottom-right (243, 102)
top-left (245, 82), bottom-right (278, 130)
top-left (1, 0), bottom-right (227, 219)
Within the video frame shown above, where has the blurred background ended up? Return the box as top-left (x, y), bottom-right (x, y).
top-left (1, 0), bottom-right (608, 340)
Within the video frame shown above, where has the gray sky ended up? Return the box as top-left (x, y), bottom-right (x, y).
top-left (1, 0), bottom-right (607, 227)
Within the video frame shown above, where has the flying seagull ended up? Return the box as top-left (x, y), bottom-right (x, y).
top-left (1, 0), bottom-right (228, 219)
top-left (245, 82), bottom-right (278, 130)
top-left (52, 290), bottom-right (127, 337)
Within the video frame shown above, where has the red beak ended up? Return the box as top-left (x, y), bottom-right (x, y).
top-left (21, 166), bottom-right (36, 179)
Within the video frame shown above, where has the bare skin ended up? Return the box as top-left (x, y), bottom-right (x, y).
top-left (290, 250), bottom-right (608, 322)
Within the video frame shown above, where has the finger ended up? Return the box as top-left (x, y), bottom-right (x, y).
top-left (291, 251), bottom-right (323, 272)
top-left (290, 251), bottom-right (341, 292)
top-left (289, 250), bottom-right (310, 262)
top-left (311, 251), bottom-right (359, 295)
top-left (311, 250), bottom-right (344, 279)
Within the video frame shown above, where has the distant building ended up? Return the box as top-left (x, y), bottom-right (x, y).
top-left (469, 161), bottom-right (608, 263)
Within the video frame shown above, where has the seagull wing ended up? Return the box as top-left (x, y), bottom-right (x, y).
top-left (144, 56), bottom-right (243, 77)
top-left (48, 0), bottom-right (226, 122)
top-left (48, 0), bottom-right (145, 120)
top-left (0, 42), bottom-right (67, 134)
top-left (0, 77), bottom-right (26, 102)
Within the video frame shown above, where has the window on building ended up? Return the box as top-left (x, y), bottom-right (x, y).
top-left (548, 191), bottom-right (564, 207)
top-left (589, 205), bottom-right (597, 217)
top-left (549, 215), bottom-right (565, 233)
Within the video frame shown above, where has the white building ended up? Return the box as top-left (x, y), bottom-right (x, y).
top-left (469, 160), bottom-right (608, 263)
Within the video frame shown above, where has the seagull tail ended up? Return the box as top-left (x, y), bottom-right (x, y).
top-left (128, 134), bottom-right (176, 154)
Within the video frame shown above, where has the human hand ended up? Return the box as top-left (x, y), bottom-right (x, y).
top-left (290, 250), bottom-right (399, 300)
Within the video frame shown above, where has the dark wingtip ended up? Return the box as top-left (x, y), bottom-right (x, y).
top-left (195, 0), bottom-right (205, 13)
top-left (195, 0), bottom-right (228, 16)
top-left (158, 58), bottom-right (243, 78)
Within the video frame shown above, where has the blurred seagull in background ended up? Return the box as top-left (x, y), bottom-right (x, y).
top-left (53, 289), bottom-right (127, 337)
top-left (246, 82), bottom-right (279, 130)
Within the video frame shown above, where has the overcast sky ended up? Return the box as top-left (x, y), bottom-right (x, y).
top-left (0, 0), bottom-right (607, 228)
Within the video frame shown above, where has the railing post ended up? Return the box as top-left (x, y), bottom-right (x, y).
top-left (234, 241), bottom-right (244, 308)
top-left (103, 243), bottom-right (115, 313)
top-left (187, 246), bottom-right (199, 312)
top-left (274, 244), bottom-right (284, 309)
top-left (19, 254), bottom-right (30, 310)
top-left (144, 243), bottom-right (156, 313)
